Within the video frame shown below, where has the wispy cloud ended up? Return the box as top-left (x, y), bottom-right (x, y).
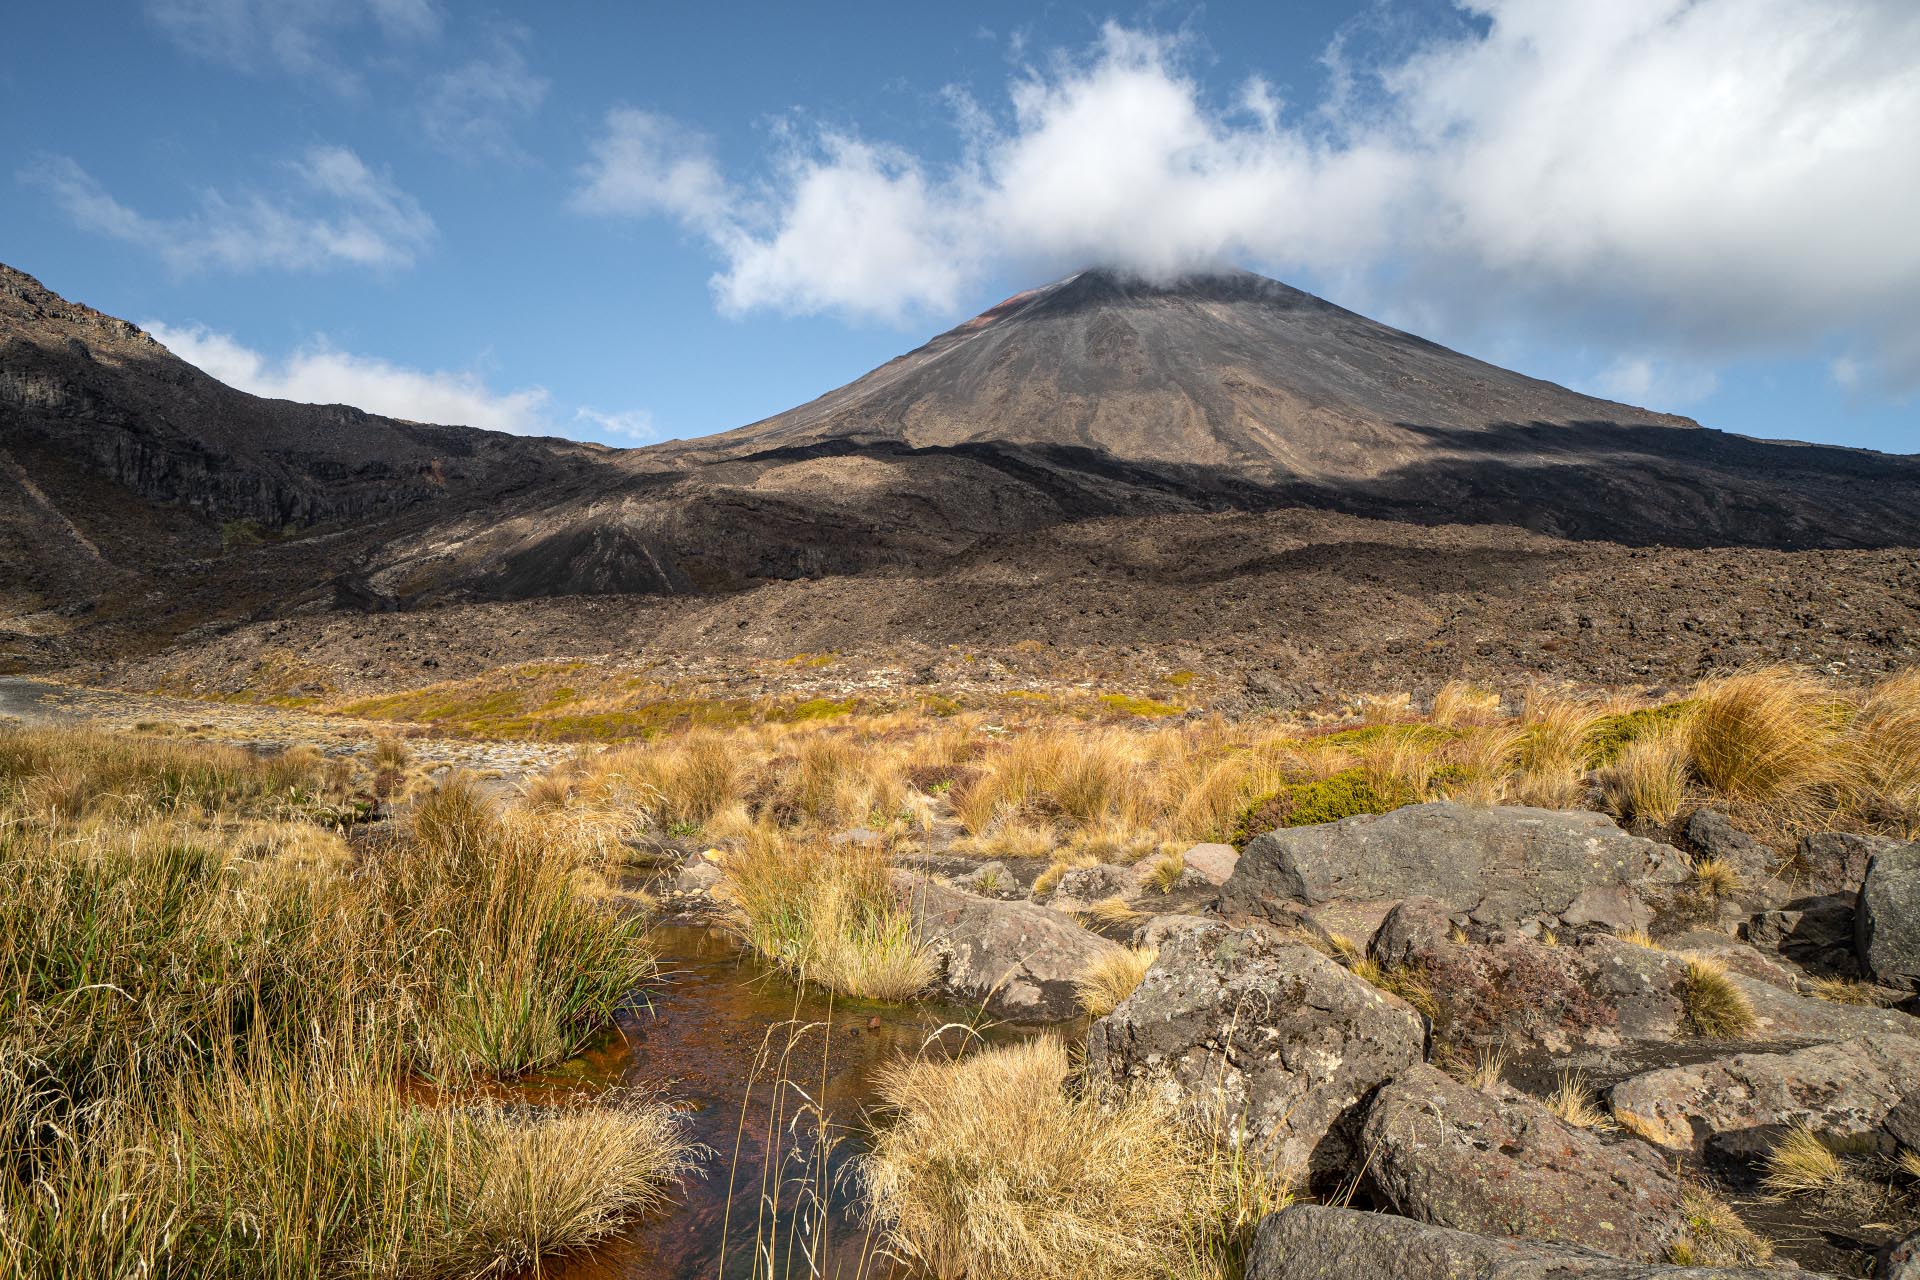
top-left (573, 406), bottom-right (662, 443)
top-left (419, 27), bottom-right (549, 162)
top-left (22, 147), bottom-right (434, 274)
top-left (574, 2), bottom-right (1920, 395)
top-left (146, 321), bottom-right (551, 433)
top-left (145, 0), bottom-right (442, 94)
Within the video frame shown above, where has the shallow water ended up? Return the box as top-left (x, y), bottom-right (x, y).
top-left (534, 924), bottom-right (1042, 1280)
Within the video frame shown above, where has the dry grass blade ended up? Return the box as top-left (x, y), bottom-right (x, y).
top-left (1074, 946), bottom-right (1158, 1018)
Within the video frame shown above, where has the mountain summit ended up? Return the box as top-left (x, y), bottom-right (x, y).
top-left (679, 266), bottom-right (1698, 479)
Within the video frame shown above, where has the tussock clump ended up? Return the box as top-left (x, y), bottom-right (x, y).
top-left (862, 1036), bottom-right (1271, 1280)
top-left (1667, 1183), bottom-right (1773, 1266)
top-left (1075, 945), bottom-right (1158, 1018)
top-left (1690, 855), bottom-right (1740, 900)
top-left (1543, 1070), bottom-right (1613, 1130)
top-left (1688, 669), bottom-right (1843, 803)
top-left (1761, 1126), bottom-right (1847, 1198)
top-left (1809, 976), bottom-right (1887, 1006)
top-left (1600, 722), bottom-right (1692, 826)
top-left (0, 731), bottom-right (684, 1279)
top-left (720, 831), bottom-right (933, 1001)
top-left (1430, 681), bottom-right (1502, 728)
top-left (1852, 669), bottom-right (1920, 834)
top-left (1511, 690), bottom-right (1605, 808)
top-left (1681, 955), bottom-right (1756, 1039)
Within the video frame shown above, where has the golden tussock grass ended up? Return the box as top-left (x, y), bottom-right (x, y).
top-left (1687, 668), bottom-right (1845, 804)
top-left (1690, 855), bottom-right (1741, 899)
top-left (1430, 680), bottom-right (1502, 728)
top-left (861, 1036), bottom-right (1283, 1280)
top-left (718, 830), bottom-right (934, 1001)
top-left (1809, 976), bottom-right (1888, 1006)
top-left (1075, 946), bottom-right (1158, 1018)
top-left (1599, 721), bottom-right (1692, 826)
top-left (0, 729), bottom-right (688, 1279)
top-left (1680, 955), bottom-right (1757, 1039)
top-left (1760, 1126), bottom-right (1847, 1198)
top-left (1465, 1045), bottom-right (1507, 1092)
top-left (1543, 1069), bottom-right (1613, 1130)
top-left (1667, 1183), bottom-right (1773, 1267)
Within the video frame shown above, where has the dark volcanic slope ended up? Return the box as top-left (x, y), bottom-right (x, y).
top-left (661, 268), bottom-right (1920, 549)
top-left (7, 260), bottom-right (1920, 675)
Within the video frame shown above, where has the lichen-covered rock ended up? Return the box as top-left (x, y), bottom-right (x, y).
top-left (894, 872), bottom-right (1119, 1021)
top-left (1360, 1064), bottom-right (1687, 1262)
top-left (952, 859), bottom-right (1023, 899)
top-left (1246, 1204), bottom-right (1819, 1280)
top-left (1048, 862), bottom-right (1132, 908)
top-left (1609, 1036), bottom-right (1920, 1151)
top-left (1858, 841), bottom-right (1920, 991)
top-left (1084, 919), bottom-right (1423, 1182)
top-left (1730, 968), bottom-right (1920, 1043)
top-left (1374, 908), bottom-right (1685, 1053)
top-left (1223, 802), bottom-right (1689, 935)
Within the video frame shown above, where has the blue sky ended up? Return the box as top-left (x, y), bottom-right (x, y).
top-left (4, 1), bottom-right (1917, 453)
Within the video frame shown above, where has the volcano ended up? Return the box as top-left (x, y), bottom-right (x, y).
top-left (5, 260), bottom-right (1920, 669)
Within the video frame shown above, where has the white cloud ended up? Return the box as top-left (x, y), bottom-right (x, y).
top-left (1589, 356), bottom-right (1719, 408)
top-left (145, 0), bottom-right (441, 93)
top-left (23, 147), bottom-right (434, 274)
top-left (420, 29), bottom-right (548, 162)
top-left (571, 108), bottom-right (732, 227)
top-left (146, 321), bottom-right (551, 433)
top-left (574, 406), bottom-right (662, 442)
top-left (574, 3), bottom-right (1920, 394)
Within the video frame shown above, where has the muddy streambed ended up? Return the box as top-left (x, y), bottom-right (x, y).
top-left (518, 924), bottom-right (1051, 1280)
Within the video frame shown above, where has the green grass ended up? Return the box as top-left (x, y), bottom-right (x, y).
top-left (0, 730), bottom-right (686, 1278)
top-left (1232, 768), bottom-right (1403, 844)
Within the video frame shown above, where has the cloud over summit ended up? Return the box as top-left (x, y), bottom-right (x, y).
top-left (575, 1), bottom-right (1920, 394)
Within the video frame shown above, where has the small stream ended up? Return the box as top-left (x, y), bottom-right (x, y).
top-left (532, 925), bottom-right (1047, 1280)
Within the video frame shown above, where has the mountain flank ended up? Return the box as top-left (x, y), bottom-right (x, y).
top-left (3, 260), bottom-right (1918, 680)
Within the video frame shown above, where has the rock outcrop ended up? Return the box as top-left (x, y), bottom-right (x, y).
top-left (1085, 919), bottom-right (1423, 1182)
top-left (1610, 1036), bottom-right (1920, 1152)
top-left (1246, 1205), bottom-right (1820, 1280)
top-left (894, 872), bottom-right (1118, 1020)
top-left (1222, 803), bottom-right (1690, 936)
top-left (1858, 841), bottom-right (1920, 990)
top-left (1360, 1064), bottom-right (1687, 1261)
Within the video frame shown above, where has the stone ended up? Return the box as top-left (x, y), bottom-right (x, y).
top-left (1882, 1231), bottom-right (1920, 1280)
top-left (1376, 915), bottom-right (1685, 1053)
top-left (1858, 841), bottom-right (1920, 990)
top-left (828, 826), bottom-right (884, 847)
top-left (1178, 841), bottom-right (1240, 884)
top-left (1609, 1035), bottom-right (1920, 1151)
top-left (1084, 920), bottom-right (1423, 1182)
top-left (1245, 1204), bottom-right (1819, 1280)
top-left (1684, 808), bottom-right (1777, 882)
top-left (1744, 894), bottom-right (1859, 977)
top-left (1728, 969), bottom-right (1920, 1043)
top-left (1222, 802), bottom-right (1689, 935)
top-left (1886, 1092), bottom-right (1920, 1150)
top-left (1797, 830), bottom-right (1899, 896)
top-left (894, 872), bottom-right (1120, 1021)
top-left (1361, 1064), bottom-right (1688, 1261)
top-left (952, 860), bottom-right (1023, 900)
top-left (1048, 862), bottom-right (1132, 907)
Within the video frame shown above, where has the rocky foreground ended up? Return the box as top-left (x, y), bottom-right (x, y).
top-left (666, 799), bottom-right (1920, 1276)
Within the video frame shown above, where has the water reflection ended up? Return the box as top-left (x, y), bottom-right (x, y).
top-left (536, 925), bottom-right (1038, 1280)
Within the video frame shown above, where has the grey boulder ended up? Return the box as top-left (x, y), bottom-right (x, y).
top-left (1857, 841), bottom-right (1920, 990)
top-left (1084, 919), bottom-right (1423, 1182)
top-left (1609, 1035), bottom-right (1920, 1152)
top-left (1246, 1204), bottom-right (1818, 1280)
top-left (1361, 1064), bottom-right (1686, 1262)
top-left (1223, 802), bottom-right (1689, 935)
top-left (894, 872), bottom-right (1119, 1021)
